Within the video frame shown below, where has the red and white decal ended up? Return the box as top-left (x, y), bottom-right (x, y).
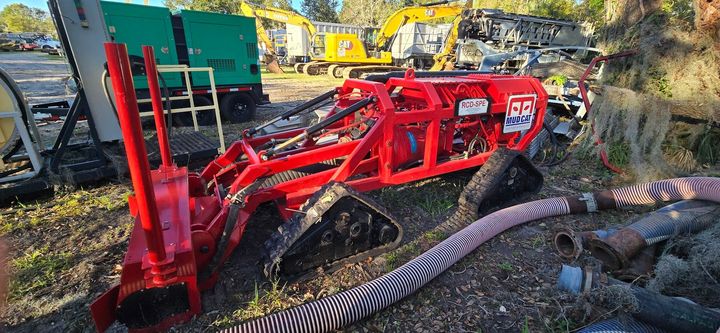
top-left (503, 94), bottom-right (536, 133)
top-left (457, 98), bottom-right (489, 116)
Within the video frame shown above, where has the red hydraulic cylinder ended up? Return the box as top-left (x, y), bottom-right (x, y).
top-left (104, 42), bottom-right (167, 265)
top-left (142, 45), bottom-right (173, 168)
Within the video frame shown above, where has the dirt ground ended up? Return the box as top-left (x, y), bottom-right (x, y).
top-left (1, 52), bottom-right (718, 333)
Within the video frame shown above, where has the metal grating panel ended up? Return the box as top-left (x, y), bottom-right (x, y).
top-left (207, 58), bottom-right (236, 72)
top-left (246, 42), bottom-right (258, 59)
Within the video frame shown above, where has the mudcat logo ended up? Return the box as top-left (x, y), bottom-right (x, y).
top-left (503, 94), bottom-right (536, 133)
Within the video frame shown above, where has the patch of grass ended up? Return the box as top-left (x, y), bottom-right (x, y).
top-left (233, 279), bottom-right (289, 321)
top-left (696, 127), bottom-right (720, 165)
top-left (498, 262), bottom-right (513, 272)
top-left (544, 317), bottom-right (573, 333)
top-left (419, 195), bottom-right (456, 218)
top-left (531, 234), bottom-right (545, 249)
top-left (607, 141), bottom-right (630, 167)
top-left (521, 316), bottom-right (531, 333)
top-left (422, 230), bottom-right (447, 243)
top-left (1, 189), bottom-right (130, 235)
top-left (385, 252), bottom-right (399, 271)
top-left (9, 247), bottom-right (71, 299)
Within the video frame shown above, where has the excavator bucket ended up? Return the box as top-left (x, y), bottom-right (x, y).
top-left (264, 55), bottom-right (284, 74)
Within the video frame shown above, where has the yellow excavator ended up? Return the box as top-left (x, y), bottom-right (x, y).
top-left (299, 0), bottom-right (465, 78)
top-left (239, 2), bottom-right (310, 73)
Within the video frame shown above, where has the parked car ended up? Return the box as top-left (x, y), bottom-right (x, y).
top-left (35, 38), bottom-right (61, 51)
top-left (8, 38), bottom-right (37, 51)
top-left (0, 38), bottom-right (16, 51)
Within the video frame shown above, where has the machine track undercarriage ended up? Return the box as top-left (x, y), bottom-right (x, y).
top-left (91, 42), bottom-right (549, 332)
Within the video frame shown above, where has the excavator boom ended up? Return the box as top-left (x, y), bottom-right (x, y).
top-left (376, 2), bottom-right (464, 51)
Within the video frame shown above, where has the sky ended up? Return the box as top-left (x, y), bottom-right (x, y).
top-left (0, 0), bottom-right (303, 11)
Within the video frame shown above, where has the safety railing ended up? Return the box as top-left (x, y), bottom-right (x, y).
top-left (136, 65), bottom-right (226, 153)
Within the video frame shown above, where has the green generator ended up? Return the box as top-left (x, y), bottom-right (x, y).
top-left (176, 10), bottom-right (260, 87)
top-left (100, 1), bottom-right (267, 122)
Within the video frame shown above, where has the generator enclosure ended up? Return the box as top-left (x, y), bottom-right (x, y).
top-left (101, 1), bottom-right (181, 89)
top-left (101, 2), bottom-right (261, 89)
top-left (176, 10), bottom-right (261, 87)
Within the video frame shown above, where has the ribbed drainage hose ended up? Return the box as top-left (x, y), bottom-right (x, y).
top-left (223, 177), bottom-right (720, 333)
top-left (578, 317), bottom-right (666, 333)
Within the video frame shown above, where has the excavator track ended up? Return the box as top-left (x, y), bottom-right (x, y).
top-left (264, 182), bottom-right (402, 280)
top-left (440, 148), bottom-right (544, 234)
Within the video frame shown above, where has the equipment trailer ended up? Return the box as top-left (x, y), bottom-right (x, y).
top-left (91, 43), bottom-right (548, 332)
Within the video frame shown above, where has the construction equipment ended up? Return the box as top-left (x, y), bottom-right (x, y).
top-left (298, 1), bottom-right (465, 78)
top-left (102, 1), bottom-right (269, 123)
top-left (0, 68), bottom-right (44, 190)
top-left (238, 2), bottom-right (289, 73)
top-left (1, 0), bottom-right (270, 204)
top-left (91, 40), bottom-right (549, 331)
top-left (239, 1), bottom-right (317, 65)
top-left (432, 8), bottom-right (594, 71)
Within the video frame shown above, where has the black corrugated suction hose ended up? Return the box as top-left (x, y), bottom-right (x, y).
top-left (222, 177), bottom-right (720, 333)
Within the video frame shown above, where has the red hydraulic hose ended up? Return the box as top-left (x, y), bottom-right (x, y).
top-left (104, 43), bottom-right (167, 266)
top-left (142, 45), bottom-right (173, 168)
top-left (578, 50), bottom-right (637, 174)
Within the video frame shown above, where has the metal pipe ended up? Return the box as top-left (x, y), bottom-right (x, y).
top-left (264, 97), bottom-right (374, 158)
top-left (558, 264), bottom-right (720, 333)
top-left (104, 42), bottom-right (167, 265)
top-left (247, 88), bottom-right (338, 137)
top-left (142, 45), bottom-right (173, 168)
top-left (224, 177), bottom-right (720, 333)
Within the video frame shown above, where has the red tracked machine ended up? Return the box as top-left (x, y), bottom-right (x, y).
top-left (91, 43), bottom-right (548, 332)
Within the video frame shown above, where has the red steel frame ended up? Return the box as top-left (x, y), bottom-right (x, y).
top-left (92, 44), bottom-right (548, 332)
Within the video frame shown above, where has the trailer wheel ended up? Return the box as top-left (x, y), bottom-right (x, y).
top-left (173, 95), bottom-right (216, 127)
top-left (220, 92), bottom-right (256, 123)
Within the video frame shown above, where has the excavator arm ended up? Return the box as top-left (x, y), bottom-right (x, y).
top-left (239, 1), bottom-right (284, 73)
top-left (376, 1), bottom-right (464, 51)
top-left (250, 5), bottom-right (316, 37)
top-left (430, 15), bottom-right (461, 71)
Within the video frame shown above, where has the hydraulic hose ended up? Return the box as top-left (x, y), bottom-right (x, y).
top-left (223, 177), bottom-right (720, 333)
top-left (578, 317), bottom-right (666, 333)
top-left (554, 200), bottom-right (719, 264)
top-left (588, 200), bottom-right (720, 270)
top-left (558, 265), bottom-right (720, 333)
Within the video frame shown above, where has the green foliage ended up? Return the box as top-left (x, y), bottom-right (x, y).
top-left (546, 74), bottom-right (568, 86)
top-left (302, 0), bottom-right (339, 23)
top-left (695, 127), bottom-right (720, 166)
top-left (661, 0), bottom-right (694, 23)
top-left (339, 0), bottom-right (404, 26)
top-left (0, 3), bottom-right (55, 36)
top-left (498, 262), bottom-right (513, 271)
top-left (9, 247), bottom-right (71, 299)
top-left (531, 0), bottom-right (576, 20)
top-left (164, 0), bottom-right (294, 16)
top-left (607, 141), bottom-right (630, 167)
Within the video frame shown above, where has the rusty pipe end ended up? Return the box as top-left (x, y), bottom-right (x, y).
top-left (554, 228), bottom-right (584, 260)
top-left (588, 228), bottom-right (646, 271)
top-left (553, 227), bottom-right (598, 260)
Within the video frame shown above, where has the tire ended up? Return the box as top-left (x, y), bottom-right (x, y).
top-left (413, 58), bottom-right (425, 70)
top-left (172, 95), bottom-right (216, 127)
top-left (220, 92), bottom-right (256, 123)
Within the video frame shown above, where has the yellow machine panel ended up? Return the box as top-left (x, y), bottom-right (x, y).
top-left (317, 33), bottom-right (391, 64)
